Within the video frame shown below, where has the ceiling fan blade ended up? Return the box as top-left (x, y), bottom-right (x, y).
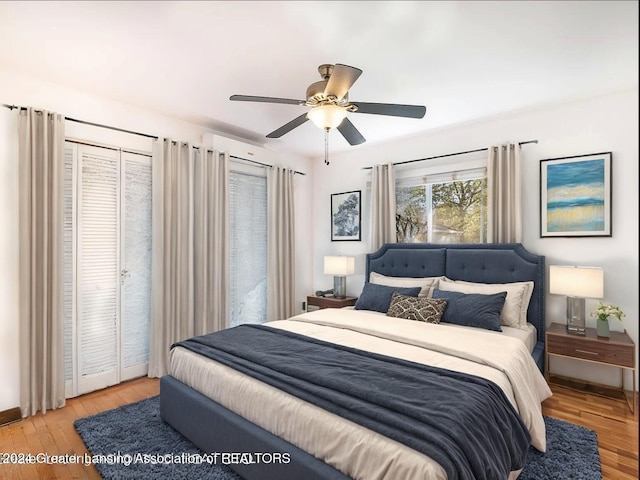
top-left (351, 101), bottom-right (426, 119)
top-left (324, 64), bottom-right (363, 101)
top-left (266, 113), bottom-right (309, 138)
top-left (337, 118), bottom-right (366, 146)
top-left (230, 95), bottom-right (304, 106)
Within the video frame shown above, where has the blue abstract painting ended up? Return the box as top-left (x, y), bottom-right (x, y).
top-left (541, 153), bottom-right (611, 237)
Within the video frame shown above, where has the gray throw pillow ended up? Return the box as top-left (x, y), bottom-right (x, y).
top-left (354, 284), bottom-right (421, 314)
top-left (432, 289), bottom-right (506, 332)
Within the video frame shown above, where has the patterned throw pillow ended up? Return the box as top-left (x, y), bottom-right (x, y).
top-left (386, 292), bottom-right (448, 324)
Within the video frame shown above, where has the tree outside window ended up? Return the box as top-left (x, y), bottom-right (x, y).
top-left (396, 178), bottom-right (487, 243)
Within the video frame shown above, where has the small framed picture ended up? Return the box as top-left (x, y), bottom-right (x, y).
top-left (331, 190), bottom-right (361, 241)
top-left (540, 152), bottom-right (612, 237)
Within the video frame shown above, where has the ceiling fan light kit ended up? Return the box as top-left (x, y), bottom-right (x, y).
top-left (307, 104), bottom-right (348, 130)
top-left (230, 63), bottom-right (426, 164)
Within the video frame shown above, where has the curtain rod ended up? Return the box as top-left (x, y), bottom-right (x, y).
top-left (362, 140), bottom-right (538, 170)
top-left (3, 103), bottom-right (306, 175)
top-left (164, 143), bottom-right (306, 176)
top-left (229, 154), bottom-right (306, 176)
top-left (66, 137), bottom-right (152, 158)
top-left (2, 103), bottom-right (159, 139)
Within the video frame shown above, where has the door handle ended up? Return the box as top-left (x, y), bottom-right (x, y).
top-left (120, 269), bottom-right (130, 284)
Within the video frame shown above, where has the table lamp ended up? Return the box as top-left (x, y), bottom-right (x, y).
top-left (549, 265), bottom-right (604, 335)
top-left (324, 256), bottom-right (355, 298)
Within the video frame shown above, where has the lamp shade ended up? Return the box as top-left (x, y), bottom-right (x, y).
top-left (307, 105), bottom-right (348, 130)
top-left (324, 256), bottom-right (355, 276)
top-left (549, 265), bottom-right (604, 298)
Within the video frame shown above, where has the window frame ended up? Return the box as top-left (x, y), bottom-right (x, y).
top-left (394, 155), bottom-right (488, 244)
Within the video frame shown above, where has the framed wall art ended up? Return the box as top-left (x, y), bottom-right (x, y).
top-left (540, 152), bottom-right (612, 237)
top-left (331, 190), bottom-right (361, 241)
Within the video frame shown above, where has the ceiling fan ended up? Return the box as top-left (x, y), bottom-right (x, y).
top-left (229, 63), bottom-right (426, 149)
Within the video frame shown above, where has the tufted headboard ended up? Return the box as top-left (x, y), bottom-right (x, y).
top-left (365, 243), bottom-right (545, 372)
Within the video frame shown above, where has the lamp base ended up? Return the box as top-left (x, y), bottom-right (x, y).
top-left (333, 276), bottom-right (346, 298)
top-left (566, 325), bottom-right (586, 335)
top-left (566, 296), bottom-right (586, 335)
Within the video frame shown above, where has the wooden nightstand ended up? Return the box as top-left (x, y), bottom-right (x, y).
top-left (307, 295), bottom-right (357, 310)
top-left (546, 322), bottom-right (636, 412)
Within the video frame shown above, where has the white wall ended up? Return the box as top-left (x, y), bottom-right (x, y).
top-left (0, 70), bottom-right (313, 411)
top-left (0, 106), bottom-right (20, 414)
top-left (311, 89), bottom-right (639, 389)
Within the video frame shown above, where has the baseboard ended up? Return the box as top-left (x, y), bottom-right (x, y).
top-left (0, 406), bottom-right (21, 427)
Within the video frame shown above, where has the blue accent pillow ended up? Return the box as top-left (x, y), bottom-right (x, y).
top-left (354, 283), bottom-right (422, 314)
top-left (432, 289), bottom-right (506, 332)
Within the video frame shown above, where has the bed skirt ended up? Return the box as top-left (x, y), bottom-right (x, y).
top-left (159, 375), bottom-right (351, 480)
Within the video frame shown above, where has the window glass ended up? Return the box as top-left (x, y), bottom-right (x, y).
top-left (396, 169), bottom-right (487, 243)
top-left (229, 170), bottom-right (268, 326)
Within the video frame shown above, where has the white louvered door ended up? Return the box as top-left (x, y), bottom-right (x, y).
top-left (77, 144), bottom-right (120, 394)
top-left (64, 142), bottom-right (152, 397)
top-left (120, 151), bottom-right (152, 381)
top-left (63, 145), bottom-right (76, 397)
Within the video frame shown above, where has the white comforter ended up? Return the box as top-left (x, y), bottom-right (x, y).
top-left (170, 308), bottom-right (552, 480)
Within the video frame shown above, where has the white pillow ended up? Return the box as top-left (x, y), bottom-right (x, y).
top-left (438, 277), bottom-right (533, 329)
top-left (369, 272), bottom-right (443, 298)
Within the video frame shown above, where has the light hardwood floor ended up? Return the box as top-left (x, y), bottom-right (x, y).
top-left (0, 377), bottom-right (159, 479)
top-left (0, 377), bottom-right (637, 479)
top-left (542, 380), bottom-right (639, 480)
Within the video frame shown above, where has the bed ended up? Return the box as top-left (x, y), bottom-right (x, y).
top-left (160, 242), bottom-right (552, 480)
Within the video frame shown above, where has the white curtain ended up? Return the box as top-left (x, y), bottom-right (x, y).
top-left (369, 163), bottom-right (397, 251)
top-left (149, 140), bottom-right (229, 377)
top-left (193, 149), bottom-right (229, 335)
top-left (487, 143), bottom-right (522, 243)
top-left (18, 107), bottom-right (66, 416)
top-left (267, 167), bottom-right (296, 321)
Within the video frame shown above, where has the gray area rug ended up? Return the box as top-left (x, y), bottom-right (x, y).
top-left (75, 395), bottom-right (602, 480)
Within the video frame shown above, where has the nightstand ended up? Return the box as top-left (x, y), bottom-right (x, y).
top-left (306, 295), bottom-right (357, 310)
top-left (546, 322), bottom-right (636, 412)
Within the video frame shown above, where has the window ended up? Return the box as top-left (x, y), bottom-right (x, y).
top-left (396, 168), bottom-right (487, 243)
top-left (229, 167), bottom-right (268, 326)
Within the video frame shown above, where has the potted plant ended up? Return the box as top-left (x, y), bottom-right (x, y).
top-left (591, 302), bottom-right (625, 338)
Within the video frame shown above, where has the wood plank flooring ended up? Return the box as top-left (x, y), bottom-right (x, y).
top-left (542, 381), bottom-right (639, 480)
top-left (0, 377), bottom-right (159, 480)
top-left (0, 377), bottom-right (637, 479)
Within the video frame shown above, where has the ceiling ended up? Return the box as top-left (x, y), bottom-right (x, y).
top-left (1, 1), bottom-right (637, 158)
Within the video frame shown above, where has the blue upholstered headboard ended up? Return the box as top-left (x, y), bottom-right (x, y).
top-left (365, 243), bottom-right (545, 371)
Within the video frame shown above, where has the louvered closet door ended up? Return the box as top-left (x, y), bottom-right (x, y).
top-left (63, 142), bottom-right (152, 397)
top-left (77, 144), bottom-right (120, 395)
top-left (63, 145), bottom-right (76, 398)
top-left (120, 151), bottom-right (152, 381)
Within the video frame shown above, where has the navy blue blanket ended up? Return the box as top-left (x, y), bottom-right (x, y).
top-left (173, 324), bottom-right (531, 480)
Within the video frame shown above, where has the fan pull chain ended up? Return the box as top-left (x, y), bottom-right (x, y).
top-left (324, 128), bottom-right (330, 165)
